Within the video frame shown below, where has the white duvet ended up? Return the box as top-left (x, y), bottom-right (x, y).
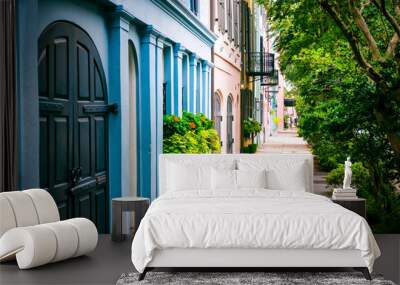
top-left (131, 189), bottom-right (380, 273)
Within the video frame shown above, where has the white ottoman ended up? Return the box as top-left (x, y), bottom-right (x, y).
top-left (0, 189), bottom-right (98, 269)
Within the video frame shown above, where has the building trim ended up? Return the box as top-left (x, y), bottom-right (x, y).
top-left (150, 0), bottom-right (217, 47)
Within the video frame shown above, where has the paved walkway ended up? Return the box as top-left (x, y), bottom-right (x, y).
top-left (258, 129), bottom-right (309, 153)
top-left (258, 129), bottom-right (330, 196)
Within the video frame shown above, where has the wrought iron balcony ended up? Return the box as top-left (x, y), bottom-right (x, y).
top-left (246, 52), bottom-right (274, 76)
top-left (261, 70), bottom-right (279, 86)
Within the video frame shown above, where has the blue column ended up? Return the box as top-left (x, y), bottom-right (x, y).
top-left (196, 62), bottom-right (203, 113)
top-left (182, 54), bottom-right (190, 112)
top-left (17, 0), bottom-right (39, 188)
top-left (173, 43), bottom-right (183, 116)
top-left (201, 60), bottom-right (208, 115)
top-left (155, 37), bottom-right (164, 197)
top-left (139, 26), bottom-right (158, 200)
top-left (163, 44), bottom-right (174, 115)
top-left (207, 64), bottom-right (213, 117)
top-left (189, 53), bottom-right (197, 113)
top-left (109, 12), bottom-right (131, 205)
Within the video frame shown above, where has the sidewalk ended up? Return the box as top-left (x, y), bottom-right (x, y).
top-left (258, 129), bottom-right (309, 153)
top-left (258, 129), bottom-right (330, 196)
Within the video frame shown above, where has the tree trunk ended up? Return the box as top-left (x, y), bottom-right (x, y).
top-left (373, 88), bottom-right (400, 157)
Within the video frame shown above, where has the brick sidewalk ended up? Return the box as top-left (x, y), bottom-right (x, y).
top-left (258, 130), bottom-right (330, 196)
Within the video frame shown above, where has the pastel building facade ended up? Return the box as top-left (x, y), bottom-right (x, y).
top-left (211, 0), bottom-right (241, 153)
top-left (16, 0), bottom-right (215, 232)
top-left (240, 0), bottom-right (271, 147)
top-left (262, 39), bottom-right (285, 140)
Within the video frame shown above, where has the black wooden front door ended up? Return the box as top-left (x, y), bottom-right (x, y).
top-left (38, 21), bottom-right (109, 233)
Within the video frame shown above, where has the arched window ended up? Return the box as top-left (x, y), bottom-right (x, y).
top-left (213, 93), bottom-right (222, 141)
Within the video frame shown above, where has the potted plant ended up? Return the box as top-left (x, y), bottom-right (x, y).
top-left (243, 118), bottom-right (261, 153)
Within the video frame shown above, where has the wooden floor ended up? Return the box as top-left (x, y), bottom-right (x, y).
top-left (0, 235), bottom-right (399, 285)
top-left (0, 235), bottom-right (133, 285)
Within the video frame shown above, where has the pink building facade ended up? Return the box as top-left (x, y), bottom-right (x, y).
top-left (212, 0), bottom-right (241, 153)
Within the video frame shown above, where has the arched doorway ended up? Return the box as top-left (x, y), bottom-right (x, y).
top-left (38, 21), bottom-right (109, 233)
top-left (227, 95), bottom-right (234, 153)
top-left (129, 41), bottom-right (138, 197)
top-left (213, 92), bottom-right (222, 146)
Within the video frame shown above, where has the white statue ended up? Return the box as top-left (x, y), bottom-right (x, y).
top-left (343, 157), bottom-right (352, 189)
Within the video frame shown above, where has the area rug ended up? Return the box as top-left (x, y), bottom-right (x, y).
top-left (116, 271), bottom-right (396, 285)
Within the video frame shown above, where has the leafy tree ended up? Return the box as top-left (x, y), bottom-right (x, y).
top-left (260, 0), bottom-right (400, 156)
top-left (258, 0), bottom-right (400, 232)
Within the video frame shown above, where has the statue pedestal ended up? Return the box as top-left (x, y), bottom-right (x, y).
top-left (332, 188), bottom-right (357, 200)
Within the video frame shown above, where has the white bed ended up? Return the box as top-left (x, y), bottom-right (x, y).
top-left (131, 154), bottom-right (380, 280)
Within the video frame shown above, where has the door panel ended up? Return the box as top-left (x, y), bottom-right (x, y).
top-left (77, 44), bottom-right (90, 100)
top-left (39, 116), bottom-right (49, 187)
top-left (54, 117), bottom-right (69, 183)
top-left (38, 49), bottom-right (48, 96)
top-left (94, 116), bottom-right (106, 172)
top-left (94, 64), bottom-right (105, 100)
top-left (94, 187), bottom-right (106, 234)
top-left (39, 21), bottom-right (109, 233)
top-left (54, 38), bottom-right (68, 99)
top-left (78, 117), bottom-right (91, 178)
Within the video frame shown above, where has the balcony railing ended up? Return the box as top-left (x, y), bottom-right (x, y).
top-left (246, 52), bottom-right (274, 76)
top-left (261, 70), bottom-right (279, 86)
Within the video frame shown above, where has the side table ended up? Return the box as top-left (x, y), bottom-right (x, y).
top-left (112, 197), bottom-right (150, 242)
top-left (332, 197), bottom-right (366, 219)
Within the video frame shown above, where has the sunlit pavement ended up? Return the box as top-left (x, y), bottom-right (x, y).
top-left (257, 129), bottom-right (331, 196)
top-left (258, 129), bottom-right (310, 154)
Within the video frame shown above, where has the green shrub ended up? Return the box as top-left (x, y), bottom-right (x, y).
top-left (206, 128), bottom-right (221, 153)
top-left (163, 112), bottom-right (221, 154)
top-left (326, 162), bottom-right (400, 233)
top-left (326, 162), bottom-right (370, 190)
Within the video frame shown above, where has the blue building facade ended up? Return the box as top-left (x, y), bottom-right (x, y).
top-left (16, 0), bottom-right (216, 232)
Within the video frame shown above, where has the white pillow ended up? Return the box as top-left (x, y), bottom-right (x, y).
top-left (212, 168), bottom-right (237, 190)
top-left (236, 169), bottom-right (268, 189)
top-left (266, 163), bottom-right (306, 191)
top-left (166, 162), bottom-right (212, 191)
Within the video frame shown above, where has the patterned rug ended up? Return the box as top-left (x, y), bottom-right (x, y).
top-left (116, 271), bottom-right (396, 285)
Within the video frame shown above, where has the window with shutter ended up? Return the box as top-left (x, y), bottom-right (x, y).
top-left (190, 0), bottom-right (198, 15)
top-left (233, 0), bottom-right (240, 46)
top-left (227, 0), bottom-right (232, 40)
top-left (218, 0), bottom-right (226, 33)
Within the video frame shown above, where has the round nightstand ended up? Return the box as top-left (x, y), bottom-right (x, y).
top-left (111, 197), bottom-right (150, 242)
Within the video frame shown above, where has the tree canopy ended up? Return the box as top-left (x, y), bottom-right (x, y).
top-left (258, 0), bottom-right (400, 232)
top-left (261, 0), bottom-right (400, 155)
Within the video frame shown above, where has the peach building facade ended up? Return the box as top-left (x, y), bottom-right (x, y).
top-left (212, 0), bottom-right (241, 153)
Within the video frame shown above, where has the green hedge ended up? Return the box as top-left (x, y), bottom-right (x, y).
top-left (163, 112), bottom-right (221, 154)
